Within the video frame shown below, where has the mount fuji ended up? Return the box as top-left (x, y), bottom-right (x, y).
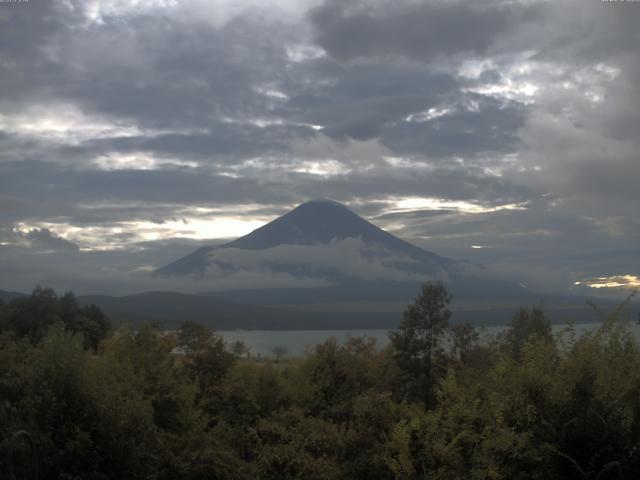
top-left (156, 200), bottom-right (534, 316)
top-left (157, 200), bottom-right (452, 276)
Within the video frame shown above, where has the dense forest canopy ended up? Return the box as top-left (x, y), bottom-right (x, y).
top-left (1, 285), bottom-right (639, 479)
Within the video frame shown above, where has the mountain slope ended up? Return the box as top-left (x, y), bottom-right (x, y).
top-left (156, 200), bottom-right (452, 276)
top-left (224, 200), bottom-right (446, 258)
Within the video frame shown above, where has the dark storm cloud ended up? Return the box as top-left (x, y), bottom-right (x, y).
top-left (23, 228), bottom-right (80, 252)
top-left (529, 1), bottom-right (640, 66)
top-left (0, 1), bottom-right (300, 131)
top-left (0, 0), bottom-right (529, 165)
top-left (309, 0), bottom-right (639, 67)
top-left (308, 0), bottom-right (530, 63)
top-left (0, 0), bottom-right (638, 296)
top-left (0, 161), bottom-right (292, 221)
top-left (0, 1), bottom-right (79, 104)
top-left (297, 166), bottom-right (532, 208)
top-left (283, 60), bottom-right (461, 140)
top-left (42, 125), bottom-right (311, 167)
top-left (304, 95), bottom-right (433, 140)
top-left (380, 95), bottom-right (526, 157)
top-left (58, 16), bottom-right (285, 127)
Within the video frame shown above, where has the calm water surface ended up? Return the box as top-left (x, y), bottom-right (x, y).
top-left (219, 323), bottom-right (640, 358)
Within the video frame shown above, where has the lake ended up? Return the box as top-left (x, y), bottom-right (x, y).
top-left (218, 322), bottom-right (640, 358)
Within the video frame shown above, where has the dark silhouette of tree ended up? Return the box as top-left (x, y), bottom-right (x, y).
top-left (177, 320), bottom-right (235, 393)
top-left (449, 322), bottom-right (479, 363)
top-left (306, 336), bottom-right (380, 424)
top-left (270, 345), bottom-right (288, 363)
top-left (75, 303), bottom-right (110, 350)
top-left (389, 281), bottom-right (451, 407)
top-left (0, 287), bottom-right (110, 348)
top-left (503, 306), bottom-right (551, 360)
top-left (176, 320), bottom-right (214, 355)
top-left (3, 286), bottom-right (59, 343)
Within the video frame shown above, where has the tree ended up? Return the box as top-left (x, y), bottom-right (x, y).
top-left (270, 345), bottom-right (288, 363)
top-left (503, 306), bottom-right (552, 360)
top-left (2, 286), bottom-right (60, 343)
top-left (231, 340), bottom-right (250, 358)
top-left (177, 321), bottom-right (235, 394)
top-left (449, 322), bottom-right (479, 363)
top-left (61, 292), bottom-right (110, 350)
top-left (0, 287), bottom-right (110, 348)
top-left (301, 336), bottom-right (381, 424)
top-left (389, 281), bottom-right (452, 406)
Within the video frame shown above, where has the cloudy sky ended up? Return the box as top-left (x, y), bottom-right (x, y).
top-left (0, 0), bottom-right (638, 296)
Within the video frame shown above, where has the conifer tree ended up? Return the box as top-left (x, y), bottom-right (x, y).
top-left (389, 281), bottom-right (451, 406)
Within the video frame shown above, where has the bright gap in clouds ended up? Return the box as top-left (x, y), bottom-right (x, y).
top-left (465, 81), bottom-right (539, 104)
top-left (92, 152), bottom-right (199, 171)
top-left (82, 0), bottom-right (322, 25)
top-left (0, 105), bottom-right (142, 145)
top-left (0, 104), bottom-right (204, 146)
top-left (131, 217), bottom-right (266, 242)
top-left (292, 160), bottom-right (350, 177)
top-left (14, 216), bottom-right (267, 251)
top-left (390, 197), bottom-right (528, 214)
top-left (574, 275), bottom-right (640, 290)
top-left (459, 57), bottom-right (538, 103)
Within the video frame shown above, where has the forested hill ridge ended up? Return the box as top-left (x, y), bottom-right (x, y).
top-left (1, 283), bottom-right (639, 479)
top-left (1, 287), bottom-right (632, 329)
top-left (0, 289), bottom-right (26, 302)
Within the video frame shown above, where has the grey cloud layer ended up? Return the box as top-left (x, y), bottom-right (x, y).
top-left (309, 0), bottom-right (530, 62)
top-left (0, 0), bottom-right (638, 295)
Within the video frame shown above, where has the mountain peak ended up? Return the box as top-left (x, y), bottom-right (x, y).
top-left (296, 199), bottom-right (348, 209)
top-left (223, 200), bottom-right (377, 250)
top-left (284, 199), bottom-right (352, 218)
top-left (156, 200), bottom-right (452, 275)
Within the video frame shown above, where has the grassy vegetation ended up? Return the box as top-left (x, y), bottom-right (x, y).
top-left (1, 285), bottom-right (639, 479)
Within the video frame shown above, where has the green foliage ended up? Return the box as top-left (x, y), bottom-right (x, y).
top-left (207, 361), bottom-right (290, 426)
top-left (177, 320), bottom-right (237, 394)
top-left (255, 408), bottom-right (342, 480)
top-left (2, 287), bottom-right (640, 479)
top-left (304, 336), bottom-right (382, 423)
top-left (502, 306), bottom-right (552, 360)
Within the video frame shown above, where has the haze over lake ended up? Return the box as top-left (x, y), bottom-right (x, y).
top-left (219, 322), bottom-right (640, 357)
